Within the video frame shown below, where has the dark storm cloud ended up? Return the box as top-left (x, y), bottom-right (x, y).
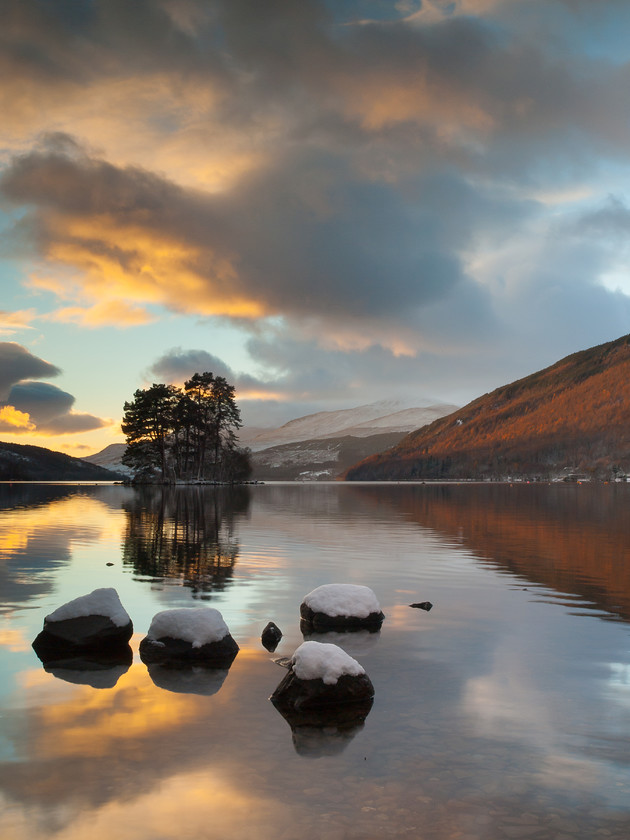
top-left (0, 135), bottom-right (522, 343)
top-left (3, 0), bottom-right (630, 414)
top-left (0, 342), bottom-right (108, 434)
top-left (147, 347), bottom-right (268, 394)
top-left (8, 381), bottom-right (108, 434)
top-left (0, 342), bottom-right (60, 401)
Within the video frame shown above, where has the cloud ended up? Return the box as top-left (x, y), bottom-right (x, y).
top-left (0, 341), bottom-right (109, 436)
top-left (147, 347), bottom-right (282, 400)
top-left (0, 342), bottom-right (60, 401)
top-left (0, 135), bottom-right (511, 355)
top-left (2, 1), bottom-right (630, 421)
top-left (0, 309), bottom-right (37, 335)
top-left (8, 381), bottom-right (109, 435)
top-left (47, 300), bottom-right (156, 327)
top-left (0, 405), bottom-right (35, 432)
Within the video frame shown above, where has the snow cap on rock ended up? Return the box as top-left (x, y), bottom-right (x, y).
top-left (146, 607), bottom-right (230, 648)
top-left (302, 583), bottom-right (381, 619)
top-left (45, 588), bottom-right (131, 628)
top-left (291, 640), bottom-right (366, 685)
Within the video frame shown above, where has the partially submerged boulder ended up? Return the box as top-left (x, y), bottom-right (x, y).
top-left (300, 584), bottom-right (384, 631)
top-left (32, 588), bottom-right (133, 663)
top-left (139, 607), bottom-right (239, 667)
top-left (270, 640), bottom-right (374, 715)
top-left (261, 621), bottom-right (282, 652)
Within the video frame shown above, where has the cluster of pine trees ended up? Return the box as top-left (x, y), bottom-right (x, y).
top-left (121, 372), bottom-right (251, 482)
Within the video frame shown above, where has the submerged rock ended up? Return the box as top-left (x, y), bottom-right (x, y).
top-left (139, 607), bottom-right (239, 667)
top-left (409, 601), bottom-right (433, 611)
top-left (270, 640), bottom-right (374, 714)
top-left (261, 621), bottom-right (283, 651)
top-left (300, 583), bottom-right (385, 631)
top-left (32, 588), bottom-right (133, 662)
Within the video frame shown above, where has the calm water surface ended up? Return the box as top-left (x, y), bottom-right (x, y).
top-left (0, 481), bottom-right (629, 840)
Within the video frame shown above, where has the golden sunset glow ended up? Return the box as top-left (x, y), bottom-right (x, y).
top-left (0, 0), bottom-right (629, 453)
top-left (0, 406), bottom-right (34, 431)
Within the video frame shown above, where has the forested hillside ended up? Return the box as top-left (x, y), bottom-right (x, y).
top-left (345, 334), bottom-right (630, 481)
top-left (0, 442), bottom-right (123, 481)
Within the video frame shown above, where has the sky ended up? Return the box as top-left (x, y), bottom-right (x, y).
top-left (2, 0), bottom-right (630, 456)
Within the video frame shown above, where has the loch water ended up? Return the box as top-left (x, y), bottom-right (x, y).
top-left (1, 481), bottom-right (629, 840)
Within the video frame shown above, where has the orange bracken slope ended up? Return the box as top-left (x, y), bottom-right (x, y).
top-left (345, 334), bottom-right (630, 480)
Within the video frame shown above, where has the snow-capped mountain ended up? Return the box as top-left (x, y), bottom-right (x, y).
top-left (245, 399), bottom-right (458, 452)
top-left (84, 399), bottom-right (459, 477)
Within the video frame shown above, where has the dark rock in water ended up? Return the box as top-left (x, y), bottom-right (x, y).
top-left (139, 634), bottom-right (239, 667)
top-left (299, 604), bottom-right (384, 631)
top-left (261, 621), bottom-right (283, 651)
top-left (146, 662), bottom-right (232, 696)
top-left (299, 583), bottom-right (384, 631)
top-left (32, 588), bottom-right (133, 662)
top-left (139, 606), bottom-right (239, 667)
top-left (409, 601), bottom-right (433, 611)
top-left (271, 670), bottom-right (375, 713)
top-left (42, 648), bottom-right (132, 689)
top-left (33, 614), bottom-right (133, 662)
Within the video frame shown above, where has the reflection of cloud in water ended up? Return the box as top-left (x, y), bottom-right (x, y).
top-left (0, 490), bottom-right (126, 609)
top-left (146, 663), bottom-right (231, 696)
top-left (0, 628), bottom-right (30, 652)
top-left (459, 616), bottom-right (615, 798)
top-left (0, 768), bottom-right (301, 840)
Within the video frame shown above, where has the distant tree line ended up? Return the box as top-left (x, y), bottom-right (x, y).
top-left (121, 372), bottom-right (251, 482)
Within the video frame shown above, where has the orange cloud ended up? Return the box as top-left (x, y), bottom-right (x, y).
top-left (48, 301), bottom-right (156, 328)
top-left (0, 309), bottom-right (37, 335)
top-left (0, 405), bottom-right (35, 431)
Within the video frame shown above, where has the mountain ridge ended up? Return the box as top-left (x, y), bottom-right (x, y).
top-left (0, 441), bottom-right (124, 482)
top-left (344, 334), bottom-right (630, 481)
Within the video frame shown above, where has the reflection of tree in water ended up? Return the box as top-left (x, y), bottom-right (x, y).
top-left (122, 486), bottom-right (250, 597)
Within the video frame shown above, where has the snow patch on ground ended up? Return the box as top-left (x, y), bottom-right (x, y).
top-left (46, 588), bottom-right (131, 627)
top-left (303, 583), bottom-right (381, 618)
top-left (291, 640), bottom-right (365, 685)
top-left (146, 607), bottom-right (230, 648)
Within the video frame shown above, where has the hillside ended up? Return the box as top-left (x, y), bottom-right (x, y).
top-left (86, 400), bottom-right (458, 480)
top-left (0, 442), bottom-right (124, 482)
top-left (84, 443), bottom-right (132, 475)
top-left (250, 431), bottom-right (407, 481)
top-left (345, 334), bottom-right (630, 481)
top-left (245, 400), bottom-right (458, 452)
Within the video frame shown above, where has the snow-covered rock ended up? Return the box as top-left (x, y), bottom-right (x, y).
top-left (270, 640), bottom-right (374, 715)
top-left (32, 588), bottom-right (133, 662)
top-left (291, 640), bottom-right (366, 685)
top-left (139, 607), bottom-right (239, 666)
top-left (300, 583), bottom-right (385, 630)
top-left (46, 587), bottom-right (131, 627)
